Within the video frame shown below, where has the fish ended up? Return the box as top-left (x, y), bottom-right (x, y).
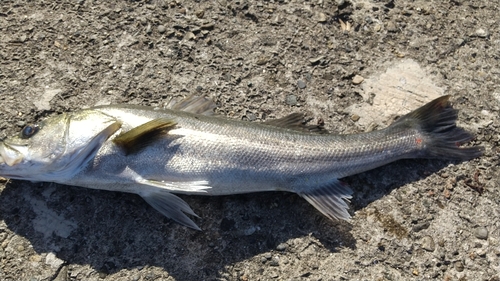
top-left (0, 95), bottom-right (483, 230)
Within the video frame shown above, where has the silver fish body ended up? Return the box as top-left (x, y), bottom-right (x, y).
top-left (0, 96), bottom-right (483, 229)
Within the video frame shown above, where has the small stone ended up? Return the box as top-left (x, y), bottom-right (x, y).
top-left (276, 243), bottom-right (287, 251)
top-left (455, 261), bottom-right (464, 272)
top-left (316, 12), bottom-right (327, 23)
top-left (195, 10), bottom-right (205, 18)
top-left (53, 266), bottom-right (68, 281)
top-left (157, 25), bottom-right (166, 34)
top-left (185, 32), bottom-right (196, 40)
top-left (200, 23), bottom-right (215, 30)
top-left (286, 95), bottom-right (297, 106)
top-left (297, 80), bottom-right (306, 89)
top-left (386, 21), bottom-right (398, 32)
top-left (474, 227), bottom-right (488, 240)
top-left (352, 75), bottom-right (364, 85)
top-left (412, 221), bottom-right (430, 232)
top-left (475, 28), bottom-right (489, 38)
top-left (309, 56), bottom-right (324, 65)
top-left (351, 114), bottom-right (360, 122)
top-left (246, 112), bottom-right (256, 121)
top-left (269, 256), bottom-right (280, 266)
top-left (256, 56), bottom-right (270, 65)
top-left (45, 252), bottom-right (64, 269)
top-left (29, 255), bottom-right (42, 262)
top-left (373, 24), bottom-right (382, 32)
top-left (421, 235), bottom-right (436, 252)
top-left (146, 24), bottom-right (152, 34)
top-left (16, 121), bottom-right (26, 127)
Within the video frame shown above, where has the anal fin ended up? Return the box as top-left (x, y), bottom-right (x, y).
top-left (113, 118), bottom-right (177, 155)
top-left (140, 189), bottom-right (201, 230)
top-left (299, 179), bottom-right (353, 221)
top-left (141, 179), bottom-right (211, 193)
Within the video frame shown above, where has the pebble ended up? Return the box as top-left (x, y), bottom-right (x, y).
top-left (386, 21), bottom-right (398, 32)
top-left (246, 112), bottom-right (256, 121)
top-left (474, 227), bottom-right (488, 240)
top-left (454, 261), bottom-right (464, 272)
top-left (316, 12), bottom-right (327, 23)
top-left (269, 256), bottom-right (280, 266)
top-left (276, 243), bottom-right (287, 251)
top-left (195, 10), bottom-right (205, 18)
top-left (184, 31), bottom-right (196, 40)
top-left (350, 114), bottom-right (360, 122)
top-left (421, 235), bottom-right (435, 252)
top-left (412, 222), bottom-right (430, 232)
top-left (30, 255), bottom-right (42, 262)
top-left (157, 25), bottom-right (166, 34)
top-left (286, 95), bottom-right (297, 106)
top-left (475, 28), bottom-right (489, 38)
top-left (45, 252), bottom-right (64, 269)
top-left (352, 75), bottom-right (364, 85)
top-left (297, 80), bottom-right (306, 89)
top-left (309, 56), bottom-right (324, 65)
top-left (200, 23), bottom-right (215, 30)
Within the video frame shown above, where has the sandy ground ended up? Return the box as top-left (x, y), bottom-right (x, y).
top-left (0, 0), bottom-right (499, 280)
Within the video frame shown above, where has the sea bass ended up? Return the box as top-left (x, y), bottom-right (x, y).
top-left (0, 96), bottom-right (482, 229)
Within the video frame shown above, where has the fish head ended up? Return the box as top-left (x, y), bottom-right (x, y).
top-left (0, 110), bottom-right (121, 181)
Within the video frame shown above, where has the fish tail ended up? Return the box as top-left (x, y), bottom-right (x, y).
top-left (395, 95), bottom-right (483, 160)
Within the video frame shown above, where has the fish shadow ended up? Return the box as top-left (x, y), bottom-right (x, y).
top-left (0, 182), bottom-right (354, 280)
top-left (0, 158), bottom-right (453, 280)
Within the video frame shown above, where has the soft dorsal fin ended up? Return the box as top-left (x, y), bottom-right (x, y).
top-left (113, 119), bottom-right (177, 155)
top-left (165, 95), bottom-right (216, 116)
top-left (265, 113), bottom-right (329, 134)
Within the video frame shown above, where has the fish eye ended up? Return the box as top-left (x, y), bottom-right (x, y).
top-left (21, 125), bottom-right (39, 139)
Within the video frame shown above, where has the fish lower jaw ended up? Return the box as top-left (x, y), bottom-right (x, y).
top-left (0, 143), bottom-right (24, 166)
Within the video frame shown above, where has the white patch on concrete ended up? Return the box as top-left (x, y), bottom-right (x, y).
top-left (23, 192), bottom-right (77, 239)
top-left (347, 59), bottom-right (444, 129)
top-left (33, 87), bottom-right (62, 111)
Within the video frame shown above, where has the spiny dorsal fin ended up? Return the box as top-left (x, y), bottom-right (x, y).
top-left (113, 119), bottom-right (177, 155)
top-left (165, 95), bottom-right (216, 116)
top-left (265, 113), bottom-right (329, 134)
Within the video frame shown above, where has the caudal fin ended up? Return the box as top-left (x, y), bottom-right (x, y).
top-left (395, 95), bottom-right (483, 160)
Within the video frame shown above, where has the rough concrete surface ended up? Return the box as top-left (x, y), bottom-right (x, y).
top-left (0, 0), bottom-right (499, 280)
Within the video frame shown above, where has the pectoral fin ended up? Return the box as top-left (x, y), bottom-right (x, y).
top-left (113, 119), bottom-right (177, 155)
top-left (299, 179), bottom-right (353, 221)
top-left (140, 189), bottom-right (201, 230)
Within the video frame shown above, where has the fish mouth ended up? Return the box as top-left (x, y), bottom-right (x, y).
top-left (0, 142), bottom-right (24, 166)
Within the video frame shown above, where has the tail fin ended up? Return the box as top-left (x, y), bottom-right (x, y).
top-left (395, 95), bottom-right (483, 160)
